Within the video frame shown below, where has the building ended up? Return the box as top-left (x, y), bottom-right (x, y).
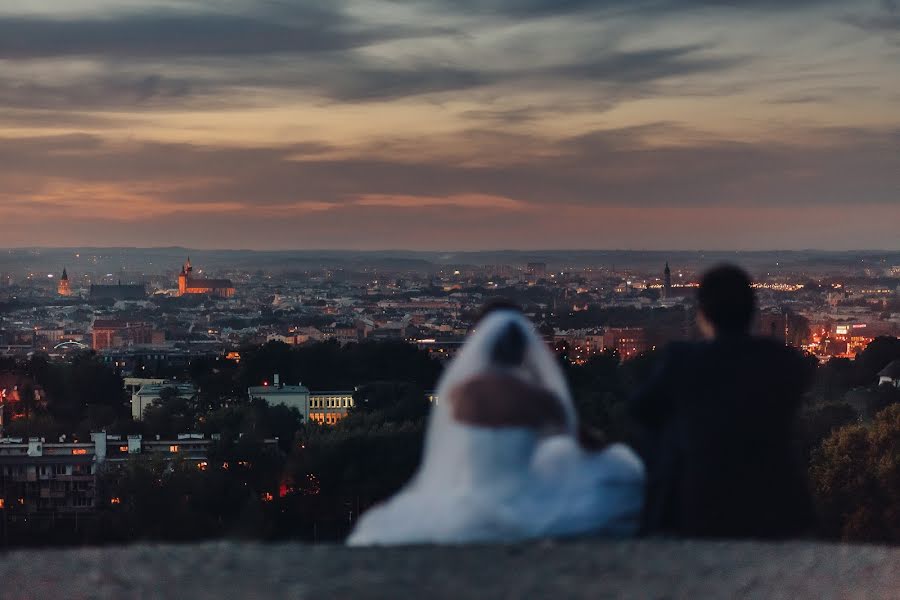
top-left (603, 327), bottom-right (649, 360)
top-left (248, 377), bottom-right (311, 422)
top-left (89, 283), bottom-right (147, 301)
top-left (663, 262), bottom-right (672, 300)
top-left (131, 383), bottom-right (197, 420)
top-left (57, 269), bottom-right (72, 297)
top-left (878, 360), bottom-right (900, 388)
top-left (100, 347), bottom-right (220, 375)
top-left (92, 320), bottom-right (160, 351)
top-left (527, 262), bottom-right (547, 279)
top-left (0, 436), bottom-right (99, 514)
top-left (247, 377), bottom-right (356, 425)
top-left (123, 377), bottom-right (168, 396)
top-left (178, 258), bottom-right (235, 299)
top-left (0, 432), bottom-right (277, 518)
top-left (309, 391), bottom-right (355, 425)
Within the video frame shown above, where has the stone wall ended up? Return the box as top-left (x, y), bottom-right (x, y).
top-left (0, 539), bottom-right (896, 599)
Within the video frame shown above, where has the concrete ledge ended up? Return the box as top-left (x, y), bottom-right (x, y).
top-left (0, 539), bottom-right (896, 599)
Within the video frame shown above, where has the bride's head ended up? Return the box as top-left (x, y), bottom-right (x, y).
top-left (411, 306), bottom-right (578, 489)
top-left (437, 307), bottom-right (576, 435)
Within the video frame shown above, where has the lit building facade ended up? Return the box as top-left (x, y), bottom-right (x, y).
top-left (57, 269), bottom-right (72, 296)
top-left (178, 258), bottom-right (235, 298)
top-left (308, 392), bottom-right (355, 425)
top-left (247, 378), bottom-right (356, 425)
top-left (603, 327), bottom-right (649, 360)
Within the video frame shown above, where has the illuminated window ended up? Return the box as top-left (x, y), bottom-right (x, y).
top-left (110, 497), bottom-right (121, 505)
top-left (72, 448), bottom-right (88, 455)
top-left (0, 499), bottom-right (4, 509)
top-left (169, 445), bottom-right (179, 453)
top-left (119, 446), bottom-right (128, 452)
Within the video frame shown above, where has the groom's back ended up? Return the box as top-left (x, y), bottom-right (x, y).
top-left (634, 336), bottom-right (816, 538)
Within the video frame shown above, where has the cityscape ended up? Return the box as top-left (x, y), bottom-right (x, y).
top-left (0, 247), bottom-right (897, 546)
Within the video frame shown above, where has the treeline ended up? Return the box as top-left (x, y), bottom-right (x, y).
top-left (2, 336), bottom-right (899, 546)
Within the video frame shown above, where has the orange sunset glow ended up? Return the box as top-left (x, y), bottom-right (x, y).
top-left (0, 0), bottom-right (898, 249)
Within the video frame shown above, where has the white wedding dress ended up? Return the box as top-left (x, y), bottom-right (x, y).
top-left (347, 310), bottom-right (645, 546)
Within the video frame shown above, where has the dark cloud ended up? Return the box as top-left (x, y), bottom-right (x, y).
top-left (550, 45), bottom-right (741, 84)
top-left (0, 109), bottom-right (141, 129)
top-left (401, 0), bottom-right (837, 18)
top-left (844, 0), bottom-right (900, 35)
top-left (0, 8), bottom-right (437, 59)
top-left (0, 74), bottom-right (196, 110)
top-left (239, 44), bottom-right (742, 102)
top-left (312, 65), bottom-right (490, 101)
top-left (0, 41), bottom-right (740, 111)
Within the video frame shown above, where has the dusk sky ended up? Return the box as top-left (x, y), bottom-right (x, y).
top-left (1, 0), bottom-right (898, 250)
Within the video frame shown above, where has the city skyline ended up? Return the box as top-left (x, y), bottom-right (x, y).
top-left (1, 0), bottom-right (899, 250)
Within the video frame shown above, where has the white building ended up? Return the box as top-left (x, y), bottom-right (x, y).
top-left (248, 376), bottom-right (311, 422)
top-left (131, 383), bottom-right (197, 420)
top-left (878, 360), bottom-right (900, 388)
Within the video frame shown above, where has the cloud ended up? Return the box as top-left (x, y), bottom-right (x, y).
top-left (844, 0), bottom-right (900, 37)
top-left (405, 0), bottom-right (839, 19)
top-left (2, 124), bottom-right (897, 216)
top-left (548, 45), bottom-right (742, 84)
top-left (201, 44), bottom-right (741, 103)
top-left (355, 193), bottom-right (527, 209)
top-left (0, 6), bottom-right (427, 59)
top-left (0, 73), bottom-right (197, 111)
top-left (0, 109), bottom-right (141, 129)
top-left (0, 41), bottom-right (741, 111)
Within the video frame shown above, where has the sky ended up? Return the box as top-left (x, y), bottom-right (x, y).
top-left (0, 0), bottom-right (898, 251)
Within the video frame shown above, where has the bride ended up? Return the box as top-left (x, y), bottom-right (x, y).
top-left (347, 308), bottom-right (645, 545)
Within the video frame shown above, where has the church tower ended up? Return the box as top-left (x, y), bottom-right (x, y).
top-left (58, 268), bottom-right (72, 296)
top-left (663, 262), bottom-right (672, 299)
top-left (178, 258), bottom-right (191, 296)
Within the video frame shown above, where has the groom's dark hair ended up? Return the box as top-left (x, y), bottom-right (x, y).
top-left (698, 264), bottom-right (755, 334)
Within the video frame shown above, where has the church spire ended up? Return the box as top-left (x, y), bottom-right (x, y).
top-left (663, 262), bottom-right (672, 300)
top-left (58, 268), bottom-right (72, 296)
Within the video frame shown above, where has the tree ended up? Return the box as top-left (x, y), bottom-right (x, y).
top-left (797, 402), bottom-right (859, 460)
top-left (812, 358), bottom-right (858, 404)
top-left (810, 403), bottom-right (900, 543)
top-left (142, 387), bottom-right (196, 438)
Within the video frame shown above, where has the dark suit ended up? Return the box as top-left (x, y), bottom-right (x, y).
top-left (630, 336), bottom-right (816, 538)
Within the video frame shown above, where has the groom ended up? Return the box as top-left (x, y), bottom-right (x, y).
top-left (630, 265), bottom-right (816, 539)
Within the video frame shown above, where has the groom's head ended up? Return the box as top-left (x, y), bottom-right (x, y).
top-left (697, 264), bottom-right (755, 338)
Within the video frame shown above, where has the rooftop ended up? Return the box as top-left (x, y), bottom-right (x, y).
top-left (248, 385), bottom-right (310, 394)
top-left (0, 539), bottom-right (894, 599)
top-left (879, 359), bottom-right (900, 380)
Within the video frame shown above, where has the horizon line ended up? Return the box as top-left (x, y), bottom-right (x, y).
top-left (2, 246), bottom-right (900, 255)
